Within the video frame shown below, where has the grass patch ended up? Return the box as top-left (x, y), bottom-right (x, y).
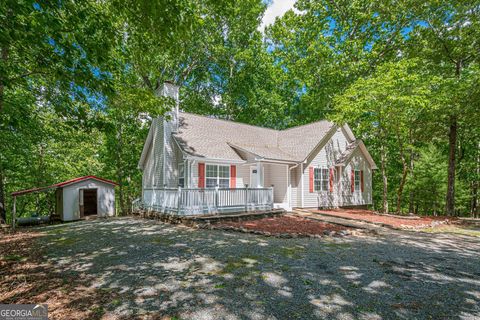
top-left (274, 245), bottom-right (306, 259)
top-left (53, 237), bottom-right (77, 246)
top-left (3, 254), bottom-right (25, 262)
top-left (45, 228), bottom-right (67, 235)
top-left (422, 225), bottom-right (480, 237)
top-left (214, 283), bottom-right (226, 289)
top-left (150, 237), bottom-right (175, 245)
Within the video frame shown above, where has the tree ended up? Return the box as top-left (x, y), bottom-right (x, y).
top-left (407, 0), bottom-right (480, 215)
top-left (332, 59), bottom-right (438, 213)
top-left (0, 0), bottom-right (116, 221)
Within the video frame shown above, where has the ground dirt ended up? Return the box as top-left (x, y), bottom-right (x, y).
top-left (1, 217), bottom-right (479, 320)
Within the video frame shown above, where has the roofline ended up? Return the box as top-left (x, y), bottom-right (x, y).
top-left (228, 142), bottom-right (300, 164)
top-left (335, 140), bottom-right (378, 169)
top-left (341, 124), bottom-right (356, 142)
top-left (302, 124), bottom-right (338, 163)
top-left (11, 176), bottom-right (118, 197)
top-left (138, 118), bottom-right (156, 169)
top-left (184, 155), bottom-right (246, 164)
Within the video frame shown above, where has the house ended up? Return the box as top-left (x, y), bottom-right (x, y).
top-left (11, 176), bottom-right (118, 222)
top-left (138, 82), bottom-right (377, 215)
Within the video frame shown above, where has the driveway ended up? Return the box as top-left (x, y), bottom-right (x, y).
top-left (4, 217), bottom-right (480, 319)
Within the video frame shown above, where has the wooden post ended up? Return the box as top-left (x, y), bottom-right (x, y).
top-left (244, 185), bottom-right (248, 212)
top-left (12, 196), bottom-right (16, 231)
top-left (215, 186), bottom-right (219, 215)
top-left (177, 187), bottom-right (182, 215)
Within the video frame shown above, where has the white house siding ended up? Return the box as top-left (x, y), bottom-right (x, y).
top-left (163, 120), bottom-right (182, 187)
top-left (264, 163), bottom-right (288, 204)
top-left (143, 118), bottom-right (165, 188)
top-left (62, 179), bottom-right (115, 221)
top-left (340, 149), bottom-right (373, 206)
top-left (302, 128), bottom-right (351, 208)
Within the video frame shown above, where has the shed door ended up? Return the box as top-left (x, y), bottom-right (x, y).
top-left (79, 189), bottom-right (98, 217)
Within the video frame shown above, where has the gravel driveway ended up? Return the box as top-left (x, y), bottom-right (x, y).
top-left (37, 217), bottom-right (480, 319)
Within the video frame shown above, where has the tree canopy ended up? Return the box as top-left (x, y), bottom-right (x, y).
top-left (1, 0), bottom-right (479, 220)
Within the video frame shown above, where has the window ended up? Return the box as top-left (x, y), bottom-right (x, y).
top-left (178, 163), bottom-right (185, 187)
top-left (354, 170), bottom-right (361, 192)
top-left (314, 168), bottom-right (329, 191)
top-left (206, 164), bottom-right (230, 188)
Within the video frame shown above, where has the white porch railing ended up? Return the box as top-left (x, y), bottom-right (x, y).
top-left (139, 187), bottom-right (274, 216)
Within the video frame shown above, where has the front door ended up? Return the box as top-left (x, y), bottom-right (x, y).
top-left (250, 167), bottom-right (259, 187)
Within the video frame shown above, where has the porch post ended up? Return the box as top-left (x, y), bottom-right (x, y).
top-left (338, 166), bottom-right (343, 207)
top-left (256, 162), bottom-right (263, 187)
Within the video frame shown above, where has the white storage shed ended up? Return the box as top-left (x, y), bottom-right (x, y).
top-left (11, 176), bottom-right (118, 222)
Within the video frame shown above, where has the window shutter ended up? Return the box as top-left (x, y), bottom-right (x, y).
top-left (230, 165), bottom-right (236, 188)
top-left (360, 170), bottom-right (364, 193)
top-left (309, 167), bottom-right (314, 193)
top-left (198, 163), bottom-right (205, 188)
top-left (329, 168), bottom-right (334, 192)
top-left (351, 169), bottom-right (355, 193)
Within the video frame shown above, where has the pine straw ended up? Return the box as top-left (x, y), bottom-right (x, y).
top-left (216, 215), bottom-right (350, 236)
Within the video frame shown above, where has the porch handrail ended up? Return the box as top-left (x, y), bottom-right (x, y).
top-left (140, 187), bottom-right (274, 216)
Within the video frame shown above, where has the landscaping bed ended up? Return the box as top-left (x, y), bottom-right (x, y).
top-left (212, 215), bottom-right (358, 237)
top-left (314, 209), bottom-right (456, 229)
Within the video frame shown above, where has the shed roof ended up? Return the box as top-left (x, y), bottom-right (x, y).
top-left (11, 176), bottom-right (118, 197)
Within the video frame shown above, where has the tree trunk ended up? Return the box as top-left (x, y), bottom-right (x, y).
top-left (396, 162), bottom-right (408, 214)
top-left (116, 123), bottom-right (125, 215)
top-left (408, 152), bottom-right (415, 214)
top-left (380, 142), bottom-right (389, 213)
top-left (445, 114), bottom-right (457, 216)
top-left (0, 46), bottom-right (7, 223)
top-left (395, 129), bottom-right (409, 214)
top-left (472, 144), bottom-right (479, 218)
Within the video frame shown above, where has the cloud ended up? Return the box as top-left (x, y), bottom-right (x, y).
top-left (259, 0), bottom-right (297, 32)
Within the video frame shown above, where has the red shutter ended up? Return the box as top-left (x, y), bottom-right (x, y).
top-left (329, 168), bottom-right (334, 192)
top-left (230, 165), bottom-right (236, 188)
top-left (351, 169), bottom-right (355, 193)
top-left (360, 170), bottom-right (364, 193)
top-left (309, 167), bottom-right (314, 193)
top-left (198, 163), bottom-right (205, 188)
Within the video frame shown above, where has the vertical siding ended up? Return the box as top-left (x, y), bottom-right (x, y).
top-left (264, 163), bottom-right (288, 203)
top-left (340, 149), bottom-right (373, 206)
top-left (301, 128), bottom-right (351, 208)
top-left (62, 180), bottom-right (115, 221)
top-left (163, 119), bottom-right (177, 187)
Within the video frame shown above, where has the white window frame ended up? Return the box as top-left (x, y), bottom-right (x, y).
top-left (314, 168), bottom-right (329, 192)
top-left (178, 163), bottom-right (185, 187)
top-left (354, 169), bottom-right (361, 192)
top-left (206, 164), bottom-right (230, 188)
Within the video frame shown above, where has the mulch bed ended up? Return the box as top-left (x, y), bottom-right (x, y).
top-left (213, 215), bottom-right (354, 237)
top-left (314, 209), bottom-right (456, 229)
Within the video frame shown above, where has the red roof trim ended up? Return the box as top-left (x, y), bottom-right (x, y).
top-left (11, 176), bottom-right (118, 197)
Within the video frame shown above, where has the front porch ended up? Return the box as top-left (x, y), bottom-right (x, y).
top-left (137, 187), bottom-right (274, 216)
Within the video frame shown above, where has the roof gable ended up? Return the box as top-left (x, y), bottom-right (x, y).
top-left (173, 112), bottom-right (336, 162)
top-left (11, 176), bottom-right (118, 197)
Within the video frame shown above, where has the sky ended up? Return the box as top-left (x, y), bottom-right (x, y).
top-left (259, 0), bottom-right (297, 32)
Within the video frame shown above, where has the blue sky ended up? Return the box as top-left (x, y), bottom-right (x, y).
top-left (260, 0), bottom-right (297, 32)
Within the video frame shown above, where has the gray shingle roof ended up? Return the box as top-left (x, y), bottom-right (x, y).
top-left (173, 112), bottom-right (335, 162)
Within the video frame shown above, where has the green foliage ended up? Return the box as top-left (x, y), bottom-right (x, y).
top-left (1, 0), bottom-right (479, 219)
